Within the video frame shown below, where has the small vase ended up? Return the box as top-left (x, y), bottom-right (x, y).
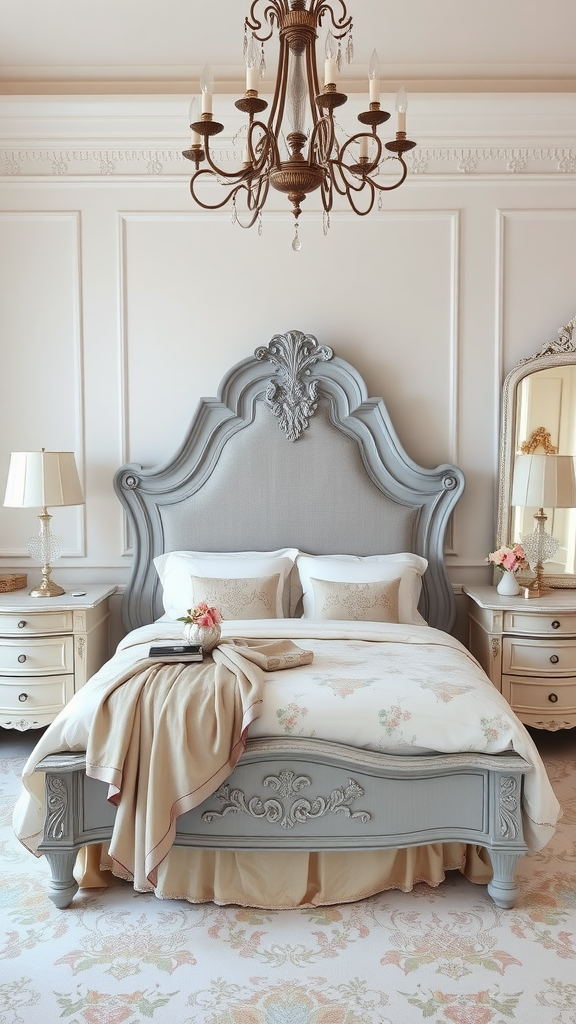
top-left (182, 621), bottom-right (221, 653)
top-left (496, 571), bottom-right (520, 597)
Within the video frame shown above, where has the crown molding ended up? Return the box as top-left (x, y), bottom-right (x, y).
top-left (1, 94), bottom-right (575, 179)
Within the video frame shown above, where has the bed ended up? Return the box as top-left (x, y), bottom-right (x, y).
top-left (13, 330), bottom-right (560, 910)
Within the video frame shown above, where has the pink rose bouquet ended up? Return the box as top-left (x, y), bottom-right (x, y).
top-left (486, 543), bottom-right (527, 573)
top-left (178, 601), bottom-right (223, 627)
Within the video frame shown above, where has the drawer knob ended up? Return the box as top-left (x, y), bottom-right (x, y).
top-left (550, 655), bottom-right (560, 664)
top-left (18, 692), bottom-right (28, 702)
top-left (17, 654), bottom-right (26, 664)
top-left (17, 620), bottom-right (26, 629)
top-left (552, 620), bottom-right (561, 630)
top-left (548, 693), bottom-right (559, 703)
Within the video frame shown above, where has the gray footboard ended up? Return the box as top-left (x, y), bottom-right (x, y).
top-left (36, 738), bottom-right (530, 910)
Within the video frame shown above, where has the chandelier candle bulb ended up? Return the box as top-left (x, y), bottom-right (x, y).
top-left (368, 50), bottom-right (380, 104)
top-left (359, 136), bottom-right (369, 160)
top-left (246, 64), bottom-right (259, 93)
top-left (324, 57), bottom-right (338, 87)
top-left (200, 64), bottom-right (214, 114)
top-left (324, 30), bottom-right (338, 86)
top-left (396, 85), bottom-right (407, 132)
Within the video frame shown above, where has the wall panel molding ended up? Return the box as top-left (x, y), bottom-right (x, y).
top-left (0, 210), bottom-right (86, 559)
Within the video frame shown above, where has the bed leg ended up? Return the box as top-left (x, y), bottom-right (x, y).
top-left (43, 850), bottom-right (79, 909)
top-left (486, 850), bottom-right (523, 909)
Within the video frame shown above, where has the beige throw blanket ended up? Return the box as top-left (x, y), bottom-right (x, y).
top-left (86, 638), bottom-right (313, 888)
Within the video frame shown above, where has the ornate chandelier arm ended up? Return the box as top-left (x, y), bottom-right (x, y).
top-left (327, 133), bottom-right (383, 193)
top-left (268, 32), bottom-right (290, 137)
top-left (319, 170), bottom-right (334, 213)
top-left (313, 0), bottom-right (352, 36)
top-left (246, 120), bottom-right (280, 173)
top-left (371, 157), bottom-right (409, 193)
top-left (308, 111), bottom-right (336, 166)
top-left (241, 162), bottom-right (272, 213)
top-left (233, 184), bottom-right (267, 228)
top-left (189, 170), bottom-right (254, 211)
top-left (306, 45), bottom-right (323, 131)
top-left (327, 164), bottom-right (377, 216)
top-left (246, 0), bottom-right (282, 41)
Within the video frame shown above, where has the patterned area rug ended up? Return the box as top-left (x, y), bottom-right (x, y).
top-left (1, 728), bottom-right (575, 1024)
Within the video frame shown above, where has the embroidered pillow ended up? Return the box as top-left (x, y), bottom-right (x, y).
top-left (190, 574), bottom-right (281, 620)
top-left (296, 552), bottom-right (428, 624)
top-left (153, 549), bottom-right (298, 619)
top-left (309, 577), bottom-right (401, 622)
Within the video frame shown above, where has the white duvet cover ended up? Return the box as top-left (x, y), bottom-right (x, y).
top-left (14, 619), bottom-right (560, 855)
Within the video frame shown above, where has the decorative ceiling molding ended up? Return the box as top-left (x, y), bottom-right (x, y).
top-left (1, 145), bottom-right (575, 178)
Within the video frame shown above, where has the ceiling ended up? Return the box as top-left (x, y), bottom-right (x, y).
top-left (1, 0), bottom-right (575, 94)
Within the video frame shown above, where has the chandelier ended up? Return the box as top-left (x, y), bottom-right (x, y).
top-left (182, 0), bottom-right (416, 249)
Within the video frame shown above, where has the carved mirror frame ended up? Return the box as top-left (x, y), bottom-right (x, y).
top-left (497, 314), bottom-right (576, 589)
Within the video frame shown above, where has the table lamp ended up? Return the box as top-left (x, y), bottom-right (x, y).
top-left (511, 453), bottom-right (576, 598)
top-left (3, 449), bottom-right (84, 598)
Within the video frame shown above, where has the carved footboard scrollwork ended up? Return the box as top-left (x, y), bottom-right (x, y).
top-left (202, 771), bottom-right (371, 831)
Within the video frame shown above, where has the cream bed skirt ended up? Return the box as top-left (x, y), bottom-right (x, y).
top-left (76, 843), bottom-right (492, 908)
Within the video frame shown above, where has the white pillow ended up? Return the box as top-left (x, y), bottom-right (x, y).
top-left (153, 549), bottom-right (298, 619)
top-left (296, 553), bottom-right (428, 625)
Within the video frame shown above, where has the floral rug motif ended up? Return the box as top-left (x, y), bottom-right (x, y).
top-left (1, 728), bottom-right (575, 1024)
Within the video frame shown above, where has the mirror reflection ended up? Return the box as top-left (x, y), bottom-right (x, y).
top-left (512, 365), bottom-right (576, 575)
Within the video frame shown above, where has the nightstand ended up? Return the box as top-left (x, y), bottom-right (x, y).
top-left (464, 584), bottom-right (576, 731)
top-left (0, 585), bottom-right (115, 731)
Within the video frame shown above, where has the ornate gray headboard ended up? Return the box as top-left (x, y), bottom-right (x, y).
top-left (114, 331), bottom-right (464, 633)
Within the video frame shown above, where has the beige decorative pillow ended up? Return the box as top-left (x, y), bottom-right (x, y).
top-left (190, 574), bottom-right (281, 620)
top-left (309, 576), bottom-right (401, 622)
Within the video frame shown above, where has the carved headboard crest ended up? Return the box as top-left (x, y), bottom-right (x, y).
top-left (255, 330), bottom-right (333, 441)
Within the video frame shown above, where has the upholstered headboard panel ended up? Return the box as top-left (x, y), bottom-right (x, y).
top-left (114, 331), bottom-right (463, 632)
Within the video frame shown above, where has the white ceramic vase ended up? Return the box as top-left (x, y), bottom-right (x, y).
top-left (183, 622), bottom-right (221, 653)
top-left (496, 570), bottom-right (520, 597)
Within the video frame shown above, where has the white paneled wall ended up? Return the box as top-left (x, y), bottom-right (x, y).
top-left (1, 94), bottom-right (575, 645)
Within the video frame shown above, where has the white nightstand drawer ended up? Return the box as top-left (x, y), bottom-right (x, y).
top-left (0, 675), bottom-right (72, 714)
top-left (0, 610), bottom-right (73, 635)
top-left (503, 610), bottom-right (576, 636)
top-left (0, 636), bottom-right (74, 675)
top-left (503, 637), bottom-right (576, 676)
top-left (502, 675), bottom-right (576, 714)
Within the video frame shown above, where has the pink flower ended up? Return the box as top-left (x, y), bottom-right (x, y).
top-left (486, 543), bottom-right (526, 573)
top-left (177, 601), bottom-right (223, 626)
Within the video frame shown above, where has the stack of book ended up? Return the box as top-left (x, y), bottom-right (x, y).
top-left (148, 644), bottom-right (203, 663)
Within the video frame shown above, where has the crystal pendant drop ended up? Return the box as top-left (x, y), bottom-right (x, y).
top-left (243, 28), bottom-right (248, 62)
top-left (323, 210), bottom-right (330, 236)
top-left (378, 192), bottom-right (383, 211)
top-left (292, 222), bottom-right (301, 251)
top-left (336, 43), bottom-right (342, 73)
top-left (260, 44), bottom-right (266, 78)
top-left (231, 200), bottom-right (238, 225)
top-left (258, 211), bottom-right (263, 236)
top-left (346, 34), bottom-right (354, 64)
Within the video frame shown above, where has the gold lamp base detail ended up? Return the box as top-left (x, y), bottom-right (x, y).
top-left (29, 570), bottom-right (66, 599)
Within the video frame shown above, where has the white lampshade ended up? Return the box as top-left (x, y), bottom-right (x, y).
top-left (3, 451), bottom-right (84, 509)
top-left (511, 453), bottom-right (576, 509)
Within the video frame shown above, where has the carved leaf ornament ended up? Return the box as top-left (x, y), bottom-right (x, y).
top-left (499, 776), bottom-right (519, 839)
top-left (255, 331), bottom-right (333, 441)
top-left (202, 770), bottom-right (371, 830)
